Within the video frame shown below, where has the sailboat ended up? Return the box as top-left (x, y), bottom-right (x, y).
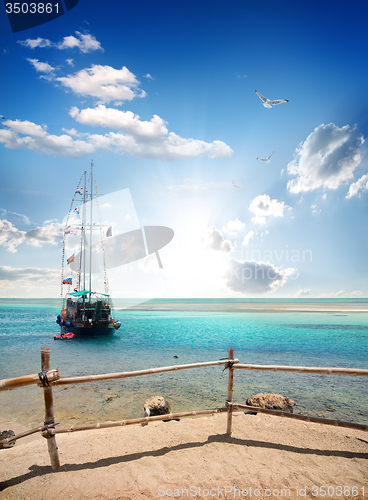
top-left (56, 161), bottom-right (120, 337)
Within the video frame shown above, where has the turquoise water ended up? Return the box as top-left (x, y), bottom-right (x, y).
top-left (0, 298), bottom-right (367, 427)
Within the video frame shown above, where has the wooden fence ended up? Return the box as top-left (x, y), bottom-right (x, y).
top-left (0, 347), bottom-right (367, 470)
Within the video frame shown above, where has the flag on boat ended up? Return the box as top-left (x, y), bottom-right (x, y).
top-left (75, 188), bottom-right (83, 195)
top-left (64, 225), bottom-right (71, 234)
top-left (63, 277), bottom-right (72, 285)
top-left (74, 207), bottom-right (80, 214)
top-left (70, 229), bottom-right (77, 235)
top-left (74, 287), bottom-right (78, 292)
top-left (106, 226), bottom-right (112, 237)
top-left (67, 253), bottom-right (75, 264)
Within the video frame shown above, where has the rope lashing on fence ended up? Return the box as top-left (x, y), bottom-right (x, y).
top-left (220, 357), bottom-right (235, 373)
top-left (38, 371), bottom-right (51, 387)
top-left (0, 423), bottom-right (60, 448)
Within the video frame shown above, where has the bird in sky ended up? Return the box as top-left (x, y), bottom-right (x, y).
top-left (232, 180), bottom-right (239, 188)
top-left (0, 115), bottom-right (5, 119)
top-left (257, 151), bottom-right (275, 163)
top-left (255, 90), bottom-right (289, 108)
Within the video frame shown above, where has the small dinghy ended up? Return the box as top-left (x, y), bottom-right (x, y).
top-left (54, 332), bottom-right (75, 340)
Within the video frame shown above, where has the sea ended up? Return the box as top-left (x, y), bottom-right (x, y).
top-left (0, 298), bottom-right (367, 429)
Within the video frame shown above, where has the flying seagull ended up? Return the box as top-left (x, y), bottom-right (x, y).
top-left (232, 180), bottom-right (239, 188)
top-left (0, 115), bottom-right (5, 120)
top-left (257, 151), bottom-right (275, 163)
top-left (255, 90), bottom-right (289, 108)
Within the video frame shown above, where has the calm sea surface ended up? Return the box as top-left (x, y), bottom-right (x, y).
top-left (0, 298), bottom-right (367, 428)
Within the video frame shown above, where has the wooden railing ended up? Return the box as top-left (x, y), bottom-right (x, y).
top-left (0, 347), bottom-right (367, 470)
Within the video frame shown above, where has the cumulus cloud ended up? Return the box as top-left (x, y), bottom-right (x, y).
top-left (242, 230), bottom-right (256, 246)
top-left (27, 58), bottom-right (55, 73)
top-left (0, 265), bottom-right (59, 282)
top-left (346, 173), bottom-right (368, 199)
top-left (225, 258), bottom-right (295, 294)
top-left (287, 123), bottom-right (365, 193)
top-left (249, 194), bottom-right (290, 224)
top-left (18, 37), bottom-right (52, 48)
top-left (0, 117), bottom-right (233, 161)
top-left (202, 226), bottom-right (234, 254)
top-left (70, 105), bottom-right (168, 138)
top-left (56, 65), bottom-right (145, 104)
top-left (0, 209), bottom-right (32, 227)
top-left (0, 219), bottom-right (63, 252)
top-left (222, 218), bottom-right (245, 235)
top-left (62, 127), bottom-right (81, 137)
top-left (18, 32), bottom-right (103, 53)
top-left (295, 288), bottom-right (312, 298)
top-left (0, 120), bottom-right (95, 157)
top-left (320, 290), bottom-right (363, 298)
top-left (66, 58), bottom-right (74, 66)
top-left (57, 32), bottom-right (103, 53)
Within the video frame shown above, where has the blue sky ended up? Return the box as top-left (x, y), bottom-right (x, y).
top-left (0, 0), bottom-right (367, 298)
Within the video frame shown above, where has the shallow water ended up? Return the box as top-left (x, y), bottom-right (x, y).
top-left (0, 298), bottom-right (367, 428)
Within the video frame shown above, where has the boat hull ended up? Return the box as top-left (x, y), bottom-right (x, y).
top-left (61, 322), bottom-right (116, 337)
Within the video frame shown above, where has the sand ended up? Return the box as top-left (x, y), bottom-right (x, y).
top-left (0, 413), bottom-right (367, 500)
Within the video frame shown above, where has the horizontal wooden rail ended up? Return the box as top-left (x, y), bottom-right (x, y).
top-left (53, 359), bottom-right (239, 386)
top-left (0, 369), bottom-right (60, 392)
top-left (229, 403), bottom-right (368, 432)
top-left (234, 364), bottom-right (368, 376)
top-left (0, 423), bottom-right (59, 448)
top-left (44, 408), bottom-right (229, 436)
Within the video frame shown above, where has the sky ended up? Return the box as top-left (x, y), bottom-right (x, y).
top-left (0, 0), bottom-right (367, 299)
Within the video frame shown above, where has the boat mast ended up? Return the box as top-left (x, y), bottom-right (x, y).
top-left (89, 160), bottom-right (94, 295)
top-left (82, 170), bottom-right (87, 291)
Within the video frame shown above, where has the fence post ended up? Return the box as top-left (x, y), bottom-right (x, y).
top-left (226, 347), bottom-right (235, 436)
top-left (40, 347), bottom-right (60, 470)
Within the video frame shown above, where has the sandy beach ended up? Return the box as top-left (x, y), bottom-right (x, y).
top-left (1, 412), bottom-right (367, 500)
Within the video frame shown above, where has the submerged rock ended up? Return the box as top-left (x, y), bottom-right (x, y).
top-left (144, 396), bottom-right (171, 417)
top-left (246, 393), bottom-right (295, 413)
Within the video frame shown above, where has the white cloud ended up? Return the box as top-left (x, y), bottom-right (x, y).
top-left (70, 105), bottom-right (168, 138)
top-left (322, 193), bottom-right (327, 199)
top-left (320, 290), bottom-right (363, 298)
top-left (225, 258), bottom-right (295, 294)
top-left (310, 204), bottom-right (320, 214)
top-left (0, 219), bottom-right (63, 253)
top-left (242, 230), bottom-right (256, 246)
top-left (144, 73), bottom-right (154, 80)
top-left (295, 288), bottom-right (312, 298)
top-left (57, 32), bottom-right (103, 53)
top-left (18, 32), bottom-right (103, 53)
top-left (27, 58), bottom-right (55, 73)
top-left (57, 65), bottom-right (145, 104)
top-left (0, 120), bottom-right (95, 157)
top-left (0, 209), bottom-right (31, 227)
top-left (346, 173), bottom-right (368, 199)
top-left (202, 226), bottom-right (234, 254)
top-left (0, 265), bottom-right (59, 282)
top-left (251, 215), bottom-right (266, 225)
top-left (66, 58), bottom-right (74, 66)
top-left (287, 123), bottom-right (365, 193)
top-left (62, 127), bottom-right (81, 137)
top-left (18, 37), bottom-right (52, 48)
top-left (249, 194), bottom-right (290, 223)
top-left (222, 218), bottom-right (245, 236)
top-left (0, 118), bottom-right (233, 161)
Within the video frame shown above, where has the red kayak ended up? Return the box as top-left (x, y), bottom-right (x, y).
top-left (54, 332), bottom-right (75, 340)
